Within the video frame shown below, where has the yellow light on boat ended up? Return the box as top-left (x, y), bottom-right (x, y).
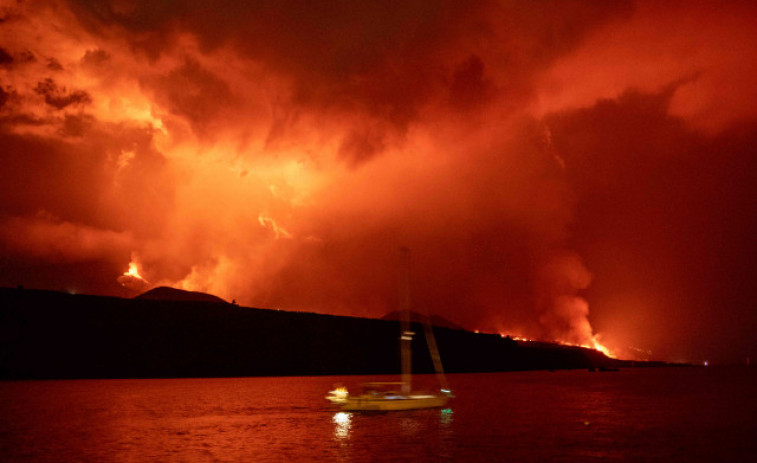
top-left (332, 387), bottom-right (348, 398)
top-left (326, 386), bottom-right (350, 404)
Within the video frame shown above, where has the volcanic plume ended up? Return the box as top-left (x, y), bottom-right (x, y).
top-left (1, 0), bottom-right (756, 364)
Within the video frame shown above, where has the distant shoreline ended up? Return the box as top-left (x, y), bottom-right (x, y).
top-left (0, 287), bottom-right (684, 380)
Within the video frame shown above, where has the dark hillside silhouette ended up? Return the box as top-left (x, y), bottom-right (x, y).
top-left (380, 310), bottom-right (465, 331)
top-left (135, 286), bottom-right (227, 304)
top-left (0, 287), bottom-right (673, 380)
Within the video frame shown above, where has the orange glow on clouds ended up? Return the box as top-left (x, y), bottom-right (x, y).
top-left (2, 0), bottom-right (757, 363)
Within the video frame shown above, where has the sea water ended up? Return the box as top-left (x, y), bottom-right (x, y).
top-left (1, 367), bottom-right (754, 462)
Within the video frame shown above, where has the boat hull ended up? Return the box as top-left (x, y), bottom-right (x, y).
top-left (336, 394), bottom-right (450, 411)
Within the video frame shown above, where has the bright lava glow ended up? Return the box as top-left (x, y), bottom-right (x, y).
top-left (587, 338), bottom-right (615, 358)
top-left (124, 262), bottom-right (147, 282)
top-left (497, 331), bottom-right (614, 358)
top-left (554, 337), bottom-right (616, 359)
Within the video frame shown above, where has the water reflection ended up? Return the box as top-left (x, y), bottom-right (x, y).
top-left (2, 372), bottom-right (752, 462)
top-left (332, 411), bottom-right (352, 441)
top-left (440, 408), bottom-right (453, 427)
top-left (399, 416), bottom-right (420, 436)
top-left (330, 407), bottom-right (453, 448)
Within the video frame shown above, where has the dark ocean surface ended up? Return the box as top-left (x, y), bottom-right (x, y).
top-left (1, 367), bottom-right (754, 462)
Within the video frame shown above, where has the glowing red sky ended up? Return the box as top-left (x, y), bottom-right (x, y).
top-left (1, 0), bottom-right (756, 363)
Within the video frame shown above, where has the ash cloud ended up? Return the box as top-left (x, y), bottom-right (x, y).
top-left (0, 0), bottom-right (756, 364)
top-left (34, 78), bottom-right (92, 110)
top-left (0, 47), bottom-right (13, 65)
top-left (66, 0), bottom-right (632, 150)
top-left (0, 214), bottom-right (133, 263)
top-left (146, 58), bottom-right (234, 135)
top-left (448, 55), bottom-right (494, 111)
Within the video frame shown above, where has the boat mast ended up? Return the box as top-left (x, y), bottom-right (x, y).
top-left (423, 313), bottom-right (449, 392)
top-left (399, 247), bottom-right (413, 395)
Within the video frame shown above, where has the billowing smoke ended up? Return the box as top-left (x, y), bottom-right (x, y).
top-left (538, 252), bottom-right (594, 346)
top-left (2, 0), bottom-right (757, 362)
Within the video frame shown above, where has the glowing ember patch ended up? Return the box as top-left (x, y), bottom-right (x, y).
top-left (558, 337), bottom-right (616, 359)
top-left (117, 256), bottom-right (150, 291)
top-left (589, 338), bottom-right (615, 358)
top-left (125, 262), bottom-right (146, 281)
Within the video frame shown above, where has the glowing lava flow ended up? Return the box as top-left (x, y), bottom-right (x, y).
top-left (581, 337), bottom-right (615, 358)
top-left (501, 330), bottom-right (616, 358)
top-left (124, 261), bottom-right (147, 282)
top-left (551, 338), bottom-right (616, 358)
top-left (497, 331), bottom-right (613, 357)
top-left (117, 257), bottom-right (150, 291)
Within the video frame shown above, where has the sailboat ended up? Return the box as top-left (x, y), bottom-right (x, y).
top-left (326, 248), bottom-right (453, 411)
